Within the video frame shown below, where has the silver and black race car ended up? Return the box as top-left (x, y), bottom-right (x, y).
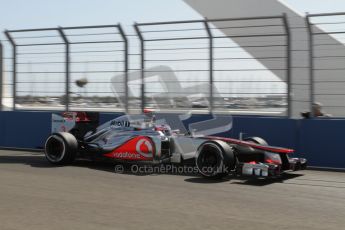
top-left (44, 113), bottom-right (307, 179)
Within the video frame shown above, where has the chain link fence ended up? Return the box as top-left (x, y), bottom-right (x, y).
top-left (133, 15), bottom-right (290, 115)
top-left (2, 13), bottom-right (345, 117)
top-left (3, 25), bottom-right (128, 112)
top-left (307, 12), bottom-right (345, 117)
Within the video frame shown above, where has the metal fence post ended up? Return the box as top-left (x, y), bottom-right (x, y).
top-left (4, 31), bottom-right (16, 110)
top-left (282, 13), bottom-right (292, 118)
top-left (306, 14), bottom-right (315, 118)
top-left (58, 27), bottom-right (70, 111)
top-left (0, 41), bottom-right (3, 111)
top-left (117, 24), bottom-right (129, 113)
top-left (134, 23), bottom-right (145, 113)
top-left (204, 19), bottom-right (214, 113)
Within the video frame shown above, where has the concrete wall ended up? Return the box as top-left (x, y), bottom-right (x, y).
top-left (0, 111), bottom-right (344, 169)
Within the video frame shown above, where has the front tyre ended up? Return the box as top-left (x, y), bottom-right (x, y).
top-left (196, 140), bottom-right (236, 179)
top-left (44, 132), bottom-right (78, 165)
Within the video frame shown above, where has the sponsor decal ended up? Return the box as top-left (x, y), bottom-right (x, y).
top-left (51, 113), bottom-right (76, 133)
top-left (110, 120), bottom-right (131, 127)
top-left (103, 136), bottom-right (154, 160)
top-left (135, 138), bottom-right (153, 158)
top-left (52, 119), bottom-right (65, 123)
top-left (113, 152), bottom-right (141, 159)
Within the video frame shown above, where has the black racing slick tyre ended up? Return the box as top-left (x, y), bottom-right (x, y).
top-left (44, 132), bottom-right (78, 165)
top-left (196, 140), bottom-right (236, 179)
top-left (244, 136), bottom-right (268, 146)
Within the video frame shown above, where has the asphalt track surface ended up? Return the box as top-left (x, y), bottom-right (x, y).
top-left (0, 150), bottom-right (344, 230)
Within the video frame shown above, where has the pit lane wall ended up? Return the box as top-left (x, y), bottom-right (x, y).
top-left (0, 111), bottom-right (344, 169)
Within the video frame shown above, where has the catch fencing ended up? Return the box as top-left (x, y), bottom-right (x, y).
top-left (3, 25), bottom-right (128, 112)
top-left (307, 12), bottom-right (345, 117)
top-left (2, 12), bottom-right (345, 117)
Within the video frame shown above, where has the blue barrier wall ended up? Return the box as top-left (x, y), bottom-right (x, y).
top-left (0, 111), bottom-right (51, 148)
top-left (230, 116), bottom-right (299, 152)
top-left (99, 112), bottom-right (123, 125)
top-left (299, 119), bottom-right (345, 168)
top-left (181, 114), bottom-right (298, 150)
top-left (0, 111), bottom-right (344, 169)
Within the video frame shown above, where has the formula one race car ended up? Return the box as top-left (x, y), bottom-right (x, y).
top-left (44, 113), bottom-right (307, 179)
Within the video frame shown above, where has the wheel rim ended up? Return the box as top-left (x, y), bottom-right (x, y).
top-left (45, 135), bottom-right (66, 163)
top-left (196, 143), bottom-right (224, 177)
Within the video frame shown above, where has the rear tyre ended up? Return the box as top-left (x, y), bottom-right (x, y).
top-left (244, 136), bottom-right (268, 146)
top-left (196, 140), bottom-right (236, 179)
top-left (44, 132), bottom-right (78, 165)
